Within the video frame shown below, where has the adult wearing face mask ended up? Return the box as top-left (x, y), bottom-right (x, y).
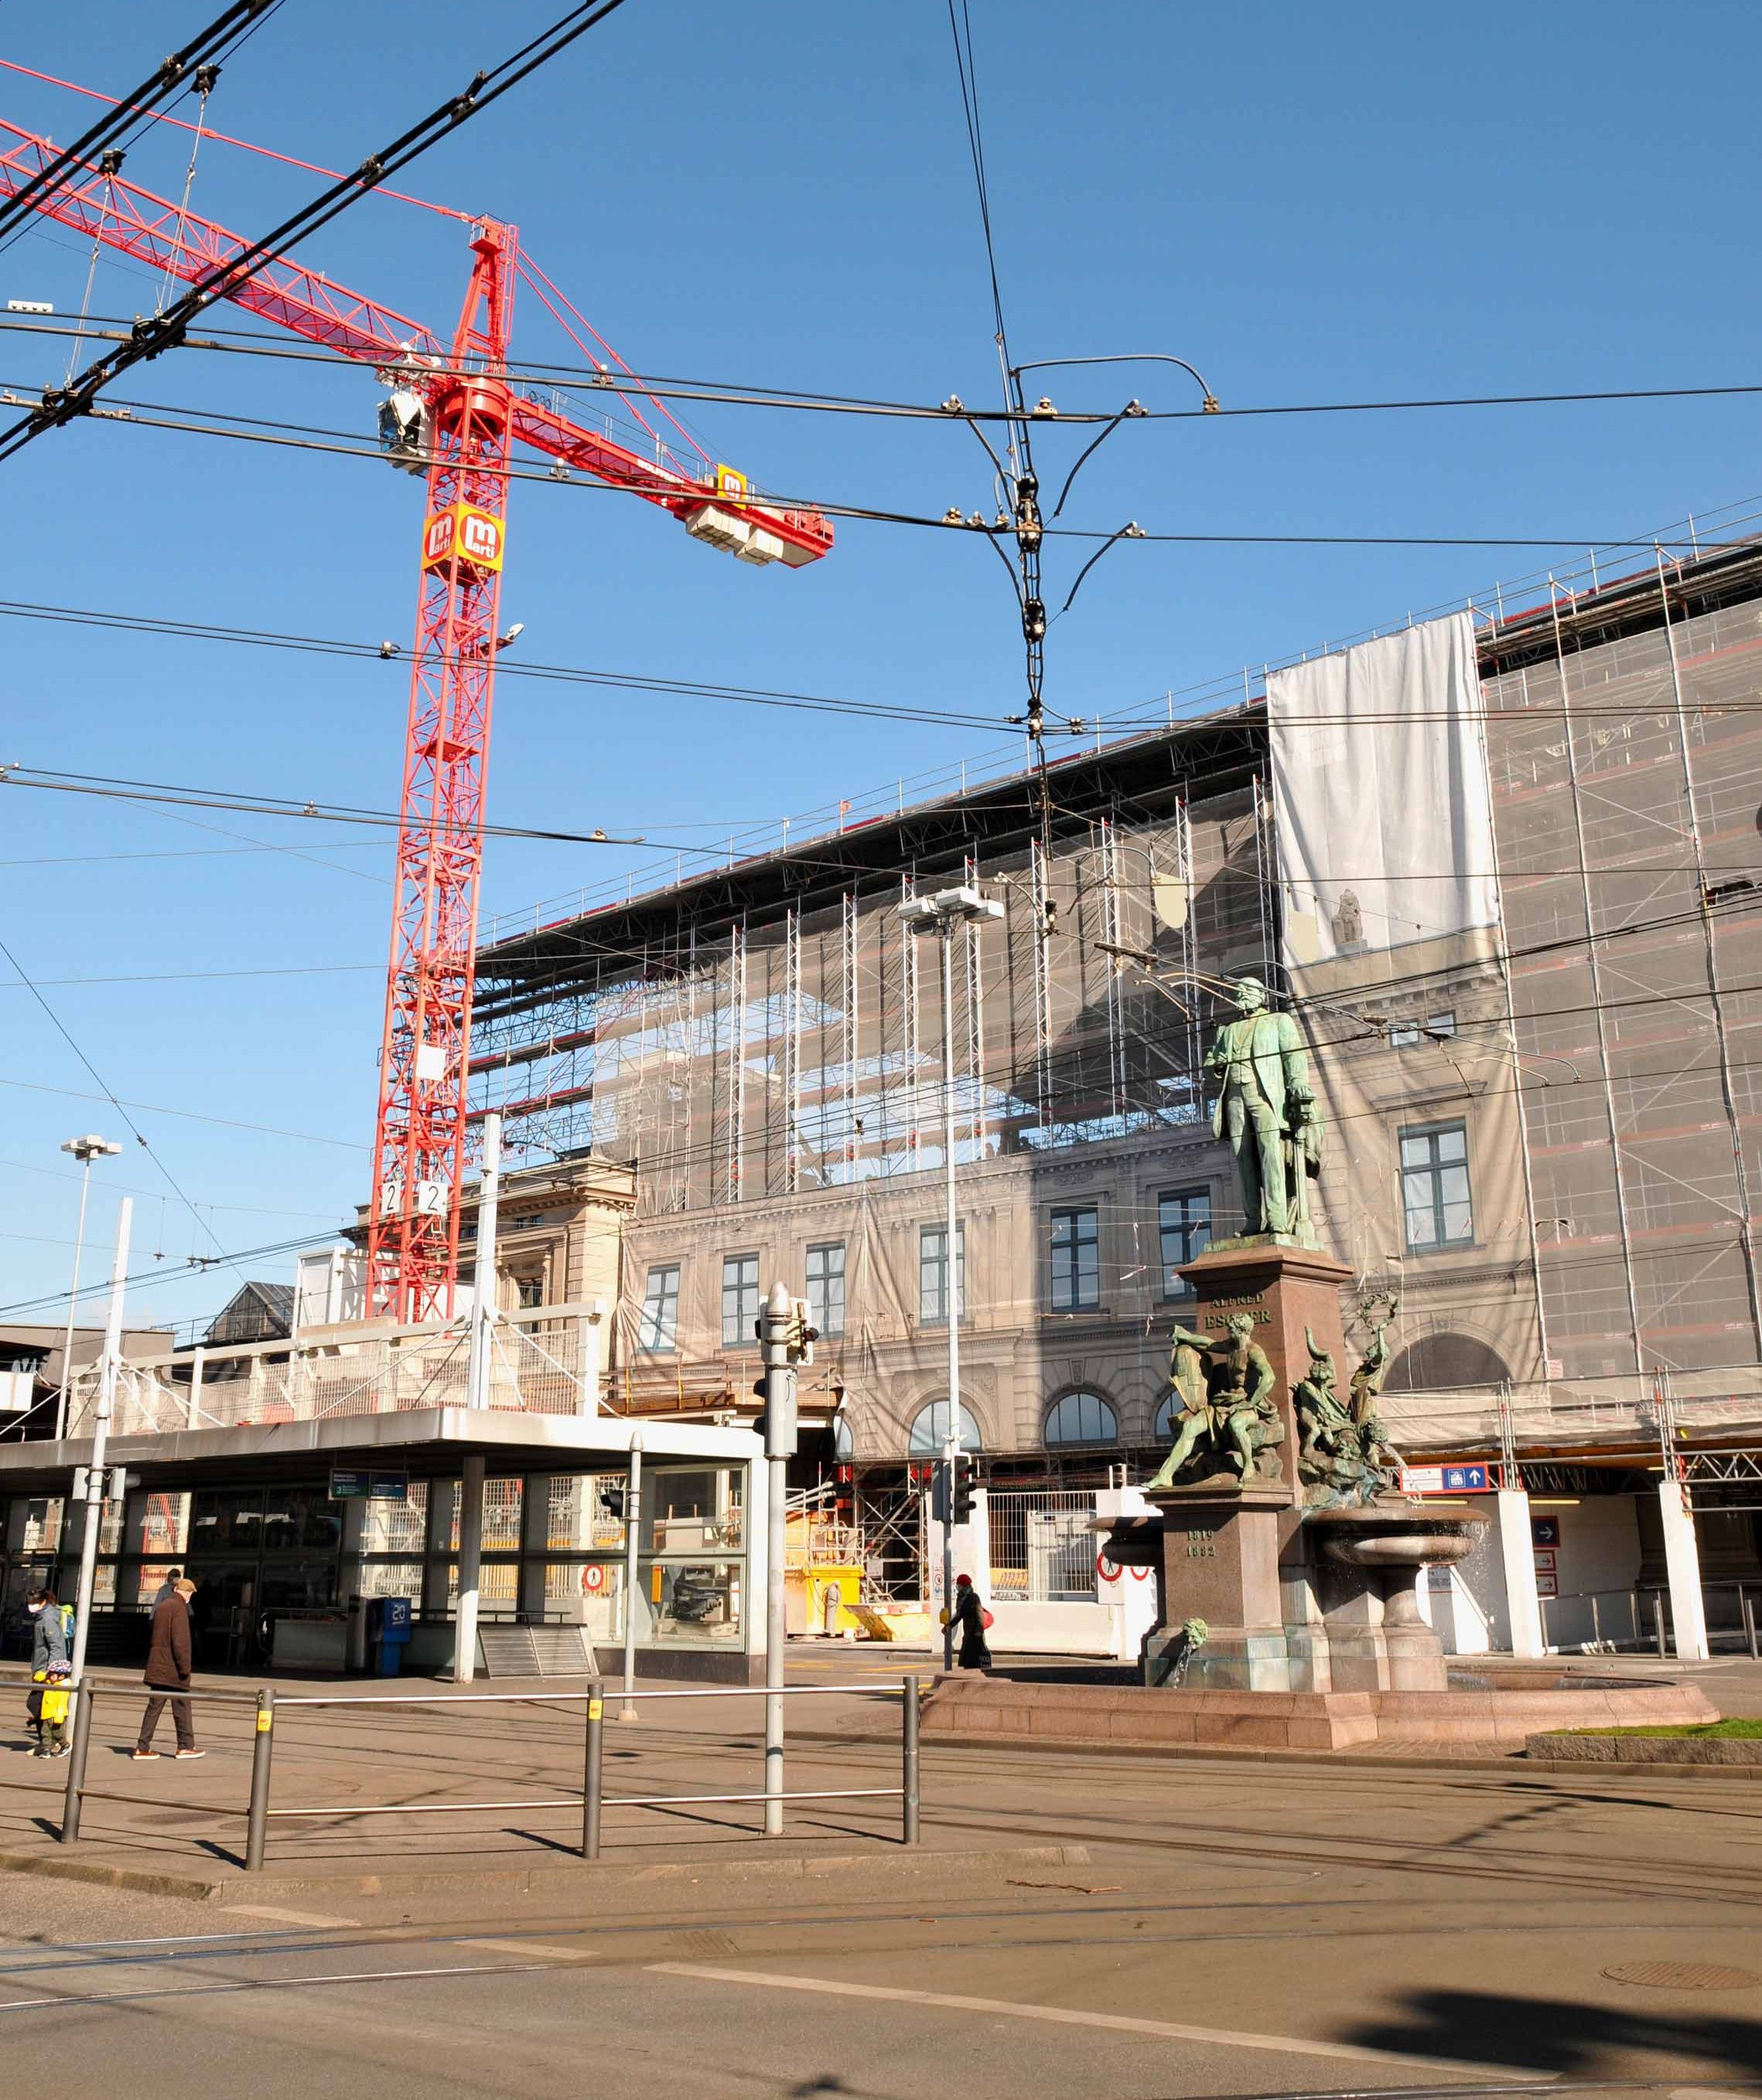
top-left (25, 1587), bottom-right (70, 1758)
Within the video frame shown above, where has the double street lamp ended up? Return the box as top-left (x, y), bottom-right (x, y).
top-left (54, 1135), bottom-right (121, 1443)
top-left (898, 884), bottom-right (1002, 1668)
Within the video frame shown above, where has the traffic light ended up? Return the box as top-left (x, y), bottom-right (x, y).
top-left (931, 1455), bottom-right (978, 1525)
top-left (598, 1485), bottom-right (625, 1520)
top-left (950, 1454), bottom-right (977, 1524)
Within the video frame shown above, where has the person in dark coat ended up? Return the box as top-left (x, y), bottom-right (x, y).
top-left (134, 1579), bottom-right (203, 1760)
top-left (950, 1572), bottom-right (992, 1672)
top-left (25, 1586), bottom-right (70, 1757)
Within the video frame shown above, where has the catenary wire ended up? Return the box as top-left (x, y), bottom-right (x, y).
top-left (0, 4), bottom-right (282, 251)
top-left (0, 369), bottom-right (1720, 552)
top-left (9, 310), bottom-right (1762, 431)
top-left (0, 0), bottom-right (636, 468)
top-left (0, 934), bottom-right (261, 1289)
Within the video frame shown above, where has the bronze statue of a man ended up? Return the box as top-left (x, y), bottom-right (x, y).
top-left (1206, 976), bottom-right (1316, 1236)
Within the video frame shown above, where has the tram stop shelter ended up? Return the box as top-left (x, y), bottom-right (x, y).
top-left (0, 1310), bottom-right (767, 1684)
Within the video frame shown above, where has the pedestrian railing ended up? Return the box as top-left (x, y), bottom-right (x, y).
top-left (36, 1675), bottom-right (921, 1872)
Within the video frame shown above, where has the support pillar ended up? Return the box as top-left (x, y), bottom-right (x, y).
top-left (1497, 1488), bottom-right (1545, 1658)
top-left (1658, 1478), bottom-right (1710, 1661)
top-left (454, 1454), bottom-right (485, 1683)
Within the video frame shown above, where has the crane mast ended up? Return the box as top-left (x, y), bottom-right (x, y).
top-left (0, 114), bottom-right (832, 1323)
top-left (371, 220), bottom-right (515, 1321)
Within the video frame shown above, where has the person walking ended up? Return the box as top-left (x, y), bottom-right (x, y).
top-left (134, 1577), bottom-right (204, 1760)
top-left (949, 1572), bottom-right (992, 1673)
top-left (24, 1586), bottom-right (71, 1757)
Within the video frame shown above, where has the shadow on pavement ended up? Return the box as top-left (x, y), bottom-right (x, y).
top-left (1345, 1988), bottom-right (1762, 2076)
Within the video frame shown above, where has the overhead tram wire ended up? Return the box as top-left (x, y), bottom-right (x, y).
top-left (0, 594), bottom-right (1009, 732)
top-left (5, 309), bottom-right (1762, 430)
top-left (0, 0), bottom-right (636, 470)
top-left (15, 378), bottom-right (1717, 549)
top-left (0, 2), bottom-right (280, 252)
top-left (0, 933), bottom-right (261, 1290)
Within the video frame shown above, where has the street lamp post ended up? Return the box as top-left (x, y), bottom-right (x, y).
top-left (54, 1135), bottom-right (121, 1443)
top-left (899, 885), bottom-right (1003, 1669)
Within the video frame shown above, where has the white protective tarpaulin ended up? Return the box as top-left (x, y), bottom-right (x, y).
top-left (1269, 612), bottom-right (1497, 967)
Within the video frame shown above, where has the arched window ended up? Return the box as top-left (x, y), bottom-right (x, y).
top-left (907, 1400), bottom-right (983, 1456)
top-left (1043, 1391), bottom-right (1118, 1447)
top-left (1153, 1388), bottom-right (1180, 1442)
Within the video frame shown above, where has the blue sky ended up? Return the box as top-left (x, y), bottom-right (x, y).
top-left (4, 0), bottom-right (1761, 1336)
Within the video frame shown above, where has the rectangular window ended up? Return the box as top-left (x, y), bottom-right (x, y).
top-left (638, 1264), bottom-right (681, 1352)
top-left (805, 1241), bottom-right (846, 1339)
top-left (1049, 1207), bottom-right (1099, 1311)
top-left (919, 1222), bottom-right (966, 1326)
top-left (1159, 1187), bottom-right (1211, 1297)
top-left (514, 1274), bottom-right (544, 1310)
top-left (722, 1253), bottom-right (760, 1347)
top-left (1392, 1012), bottom-right (1457, 1050)
top-left (1400, 1121), bottom-right (1475, 1251)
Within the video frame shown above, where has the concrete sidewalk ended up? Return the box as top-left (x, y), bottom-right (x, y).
top-left (0, 1661), bottom-right (940, 1897)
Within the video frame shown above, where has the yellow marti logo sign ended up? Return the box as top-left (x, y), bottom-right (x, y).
top-left (422, 502), bottom-right (505, 573)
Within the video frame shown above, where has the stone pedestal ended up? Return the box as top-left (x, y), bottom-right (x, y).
top-left (1137, 1238), bottom-right (1482, 1695)
top-left (1146, 1487), bottom-right (1292, 1691)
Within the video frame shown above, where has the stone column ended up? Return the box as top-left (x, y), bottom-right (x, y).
top-left (1497, 1487), bottom-right (1545, 1658)
top-left (1658, 1478), bottom-right (1710, 1661)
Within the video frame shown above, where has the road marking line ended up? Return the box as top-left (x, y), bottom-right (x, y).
top-left (461, 1938), bottom-right (597, 1963)
top-left (224, 1906), bottom-right (361, 1929)
top-left (647, 1964), bottom-right (1550, 2079)
top-left (0, 1959), bottom-right (552, 2015)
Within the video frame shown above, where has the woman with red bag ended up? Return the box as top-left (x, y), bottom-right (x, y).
top-left (950, 1573), bottom-right (993, 1672)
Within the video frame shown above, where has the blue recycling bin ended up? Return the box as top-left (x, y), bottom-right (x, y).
top-left (367, 1596), bottom-right (413, 1677)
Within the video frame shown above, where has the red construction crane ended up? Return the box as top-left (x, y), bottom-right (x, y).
top-left (0, 114), bottom-right (832, 1323)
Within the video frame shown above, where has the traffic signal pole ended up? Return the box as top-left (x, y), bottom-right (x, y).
top-left (758, 1280), bottom-right (813, 1838)
top-left (940, 923), bottom-right (960, 1674)
top-left (69, 1197), bottom-right (130, 1685)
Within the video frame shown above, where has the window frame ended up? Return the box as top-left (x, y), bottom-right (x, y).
top-left (1158, 1186), bottom-right (1212, 1299)
top-left (805, 1240), bottom-right (846, 1340)
top-left (1043, 1389), bottom-right (1118, 1447)
top-left (907, 1398), bottom-right (983, 1456)
top-left (917, 1221), bottom-right (966, 1328)
top-left (1049, 1206), bottom-right (1100, 1313)
top-left (638, 1263), bottom-right (681, 1354)
top-left (1398, 1118), bottom-right (1476, 1252)
top-left (721, 1251), bottom-right (760, 1349)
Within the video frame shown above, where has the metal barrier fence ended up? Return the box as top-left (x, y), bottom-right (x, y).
top-left (987, 1490), bottom-right (1096, 1602)
top-left (37, 1675), bottom-right (920, 1871)
top-left (1537, 1579), bottom-right (1762, 1658)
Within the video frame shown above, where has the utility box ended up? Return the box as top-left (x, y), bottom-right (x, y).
top-left (367, 1596), bottom-right (413, 1677)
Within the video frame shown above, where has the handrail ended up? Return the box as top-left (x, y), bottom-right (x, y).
top-left (52, 1675), bottom-right (922, 1870)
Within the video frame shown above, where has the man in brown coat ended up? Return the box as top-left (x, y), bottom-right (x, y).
top-left (134, 1578), bottom-right (203, 1760)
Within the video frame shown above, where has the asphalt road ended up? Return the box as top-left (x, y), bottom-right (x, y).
top-left (8, 1733), bottom-right (1762, 2099)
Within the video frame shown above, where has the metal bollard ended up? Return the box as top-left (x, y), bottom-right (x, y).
top-left (244, 1688), bottom-right (275, 1873)
top-left (1655, 1597), bottom-right (1669, 1658)
top-left (60, 1682), bottom-right (95, 1845)
top-left (1746, 1592), bottom-right (1759, 1662)
top-left (1590, 1593), bottom-right (1603, 1649)
top-left (901, 1675), bottom-right (920, 1848)
top-left (582, 1681), bottom-right (604, 1862)
top-left (1630, 1589), bottom-right (1641, 1648)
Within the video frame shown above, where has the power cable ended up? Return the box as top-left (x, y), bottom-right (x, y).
top-left (0, 593), bottom-right (1004, 732)
top-left (0, 2), bottom-right (278, 249)
top-left (0, 350), bottom-right (1740, 553)
top-left (0, 1071), bottom-right (365, 1149)
top-left (0, 934), bottom-right (259, 1289)
top-left (7, 307), bottom-right (1762, 430)
top-left (0, 0), bottom-right (635, 467)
